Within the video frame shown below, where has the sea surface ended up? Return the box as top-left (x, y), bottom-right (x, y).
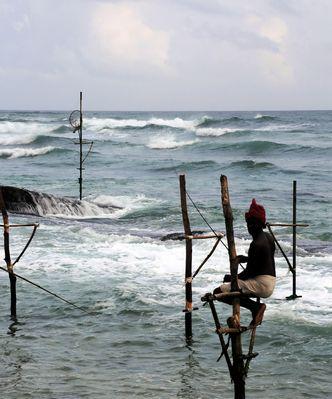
top-left (0, 110), bottom-right (331, 398)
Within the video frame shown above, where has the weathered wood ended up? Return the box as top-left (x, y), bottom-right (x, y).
top-left (220, 175), bottom-right (245, 399)
top-left (286, 180), bottom-right (302, 300)
top-left (185, 233), bottom-right (224, 239)
top-left (217, 326), bottom-right (248, 334)
top-left (179, 174), bottom-right (193, 341)
top-left (220, 176), bottom-right (239, 292)
top-left (244, 328), bottom-right (257, 376)
top-left (208, 299), bottom-right (234, 376)
top-left (0, 188), bottom-right (17, 320)
top-left (0, 223), bottom-right (39, 228)
top-left (293, 181), bottom-right (297, 296)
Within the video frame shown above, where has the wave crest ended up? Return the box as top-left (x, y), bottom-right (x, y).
top-left (147, 135), bottom-right (199, 149)
top-left (229, 160), bottom-right (275, 169)
top-left (0, 146), bottom-right (55, 159)
top-left (254, 114), bottom-right (276, 121)
top-left (195, 127), bottom-right (243, 137)
top-left (86, 116), bottom-right (210, 131)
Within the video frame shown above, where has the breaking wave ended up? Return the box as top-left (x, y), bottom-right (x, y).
top-left (0, 121), bottom-right (55, 134)
top-left (147, 135), bottom-right (199, 149)
top-left (0, 134), bottom-right (37, 145)
top-left (254, 113), bottom-right (276, 120)
top-left (51, 125), bottom-right (72, 133)
top-left (85, 116), bottom-right (214, 131)
top-left (0, 146), bottom-right (56, 159)
top-left (195, 127), bottom-right (244, 137)
top-left (1, 186), bottom-right (162, 220)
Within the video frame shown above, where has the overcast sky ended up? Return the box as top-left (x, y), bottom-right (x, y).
top-left (1, 0), bottom-right (332, 110)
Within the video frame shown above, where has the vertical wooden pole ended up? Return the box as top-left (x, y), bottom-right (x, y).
top-left (220, 175), bottom-right (245, 399)
top-left (79, 91), bottom-right (83, 200)
top-left (292, 180), bottom-right (296, 297)
top-left (287, 180), bottom-right (301, 300)
top-left (0, 189), bottom-right (17, 320)
top-left (179, 174), bottom-right (193, 342)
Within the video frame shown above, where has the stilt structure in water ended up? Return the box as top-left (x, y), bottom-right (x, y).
top-left (0, 188), bottom-right (91, 328)
top-left (266, 180), bottom-right (308, 300)
top-left (0, 188), bottom-right (39, 322)
top-left (179, 175), bottom-right (309, 398)
top-left (69, 92), bottom-right (94, 200)
top-left (179, 174), bottom-right (224, 343)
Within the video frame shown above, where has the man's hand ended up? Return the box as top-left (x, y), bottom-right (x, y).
top-left (236, 255), bottom-right (248, 263)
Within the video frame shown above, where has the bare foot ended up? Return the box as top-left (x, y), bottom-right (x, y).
top-left (250, 303), bottom-right (266, 327)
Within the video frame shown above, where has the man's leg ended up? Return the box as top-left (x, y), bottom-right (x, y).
top-left (239, 297), bottom-right (266, 326)
top-left (213, 286), bottom-right (266, 326)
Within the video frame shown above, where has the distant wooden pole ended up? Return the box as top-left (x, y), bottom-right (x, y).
top-left (179, 174), bottom-right (193, 342)
top-left (0, 189), bottom-right (17, 320)
top-left (292, 180), bottom-right (296, 296)
top-left (220, 175), bottom-right (245, 399)
top-left (79, 91), bottom-right (83, 200)
top-left (287, 180), bottom-right (302, 300)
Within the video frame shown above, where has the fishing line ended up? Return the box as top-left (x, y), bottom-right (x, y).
top-left (169, 153), bottom-right (245, 270)
top-left (0, 266), bottom-right (93, 315)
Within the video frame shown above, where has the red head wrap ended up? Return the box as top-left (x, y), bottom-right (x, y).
top-left (245, 198), bottom-right (266, 225)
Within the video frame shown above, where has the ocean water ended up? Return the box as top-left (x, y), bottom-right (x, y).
top-left (0, 110), bottom-right (331, 398)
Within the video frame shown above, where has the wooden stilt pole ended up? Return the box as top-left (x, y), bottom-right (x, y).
top-left (0, 189), bottom-right (16, 320)
top-left (79, 91), bottom-right (83, 200)
top-left (220, 175), bottom-right (245, 399)
top-left (179, 174), bottom-right (193, 342)
top-left (287, 180), bottom-right (302, 300)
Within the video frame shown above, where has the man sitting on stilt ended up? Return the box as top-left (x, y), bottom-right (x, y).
top-left (214, 199), bottom-right (276, 326)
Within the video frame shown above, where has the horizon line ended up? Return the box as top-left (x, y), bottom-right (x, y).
top-left (1, 108), bottom-right (332, 113)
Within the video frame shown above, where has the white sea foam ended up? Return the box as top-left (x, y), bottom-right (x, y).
top-left (90, 194), bottom-right (161, 219)
top-left (147, 135), bottom-right (199, 149)
top-left (194, 127), bottom-right (242, 137)
top-left (254, 113), bottom-right (272, 119)
top-left (84, 116), bottom-right (204, 131)
top-left (0, 146), bottom-right (55, 159)
top-left (0, 121), bottom-right (55, 134)
top-left (13, 220), bottom-right (332, 325)
top-left (44, 194), bottom-right (161, 219)
top-left (253, 123), bottom-right (315, 132)
top-left (0, 133), bottom-right (37, 145)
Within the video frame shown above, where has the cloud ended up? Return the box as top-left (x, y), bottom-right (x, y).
top-left (1, 0), bottom-right (332, 109)
top-left (88, 2), bottom-right (170, 75)
top-left (246, 14), bottom-right (294, 85)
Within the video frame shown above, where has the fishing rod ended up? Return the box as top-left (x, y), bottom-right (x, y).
top-left (0, 266), bottom-right (93, 316)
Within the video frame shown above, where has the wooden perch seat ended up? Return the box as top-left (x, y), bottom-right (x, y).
top-left (201, 292), bottom-right (260, 302)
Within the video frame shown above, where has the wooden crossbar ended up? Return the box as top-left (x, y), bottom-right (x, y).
top-left (185, 232), bottom-right (224, 240)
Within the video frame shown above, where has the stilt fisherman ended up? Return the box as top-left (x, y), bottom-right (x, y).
top-left (214, 199), bottom-right (276, 326)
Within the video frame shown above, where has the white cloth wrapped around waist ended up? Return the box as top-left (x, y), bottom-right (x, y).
top-left (220, 275), bottom-right (276, 298)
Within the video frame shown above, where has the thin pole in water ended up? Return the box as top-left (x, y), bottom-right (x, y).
top-left (79, 91), bottom-right (83, 200)
top-left (0, 189), bottom-right (17, 320)
top-left (287, 180), bottom-right (302, 300)
top-left (179, 174), bottom-right (193, 343)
